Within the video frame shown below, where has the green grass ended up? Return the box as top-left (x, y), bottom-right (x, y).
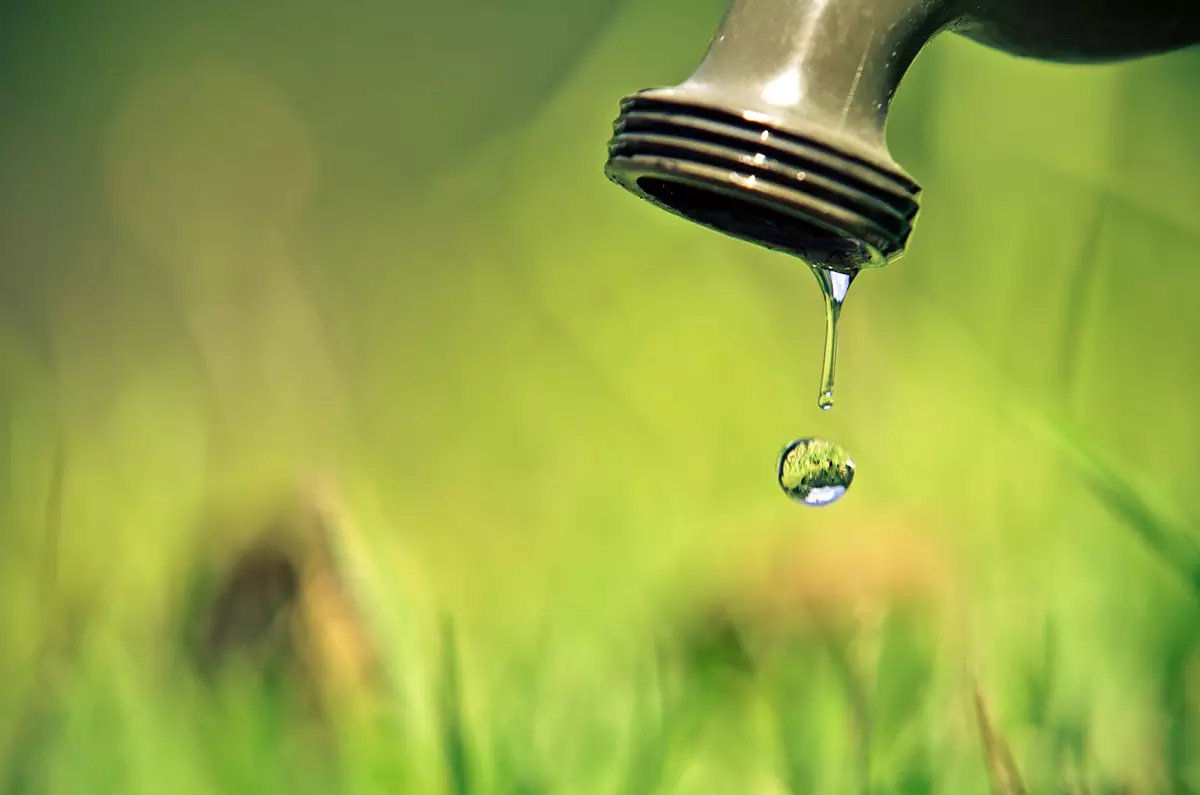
top-left (1, 474), bottom-right (1194, 795)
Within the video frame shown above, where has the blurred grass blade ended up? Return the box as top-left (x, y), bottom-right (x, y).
top-left (914, 283), bottom-right (1200, 599)
top-left (872, 607), bottom-right (935, 745)
top-left (1022, 618), bottom-right (1057, 730)
top-left (802, 602), bottom-right (872, 795)
top-left (768, 641), bottom-right (828, 795)
top-left (621, 649), bottom-right (673, 795)
top-left (871, 607), bottom-right (937, 795)
top-left (438, 616), bottom-right (473, 795)
top-left (1056, 198), bottom-right (1108, 405)
top-left (39, 439), bottom-right (64, 610)
top-left (1, 695), bottom-right (58, 795)
top-left (1026, 413), bottom-right (1200, 598)
top-left (1158, 624), bottom-right (1199, 795)
top-left (971, 679), bottom-right (1028, 795)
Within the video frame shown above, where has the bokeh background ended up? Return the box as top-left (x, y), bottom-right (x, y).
top-left (0, 0), bottom-right (1198, 793)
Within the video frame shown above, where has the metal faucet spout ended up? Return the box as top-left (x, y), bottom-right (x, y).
top-left (604, 0), bottom-right (1200, 271)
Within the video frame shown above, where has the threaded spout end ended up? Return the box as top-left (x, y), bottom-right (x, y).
top-left (605, 95), bottom-right (921, 272)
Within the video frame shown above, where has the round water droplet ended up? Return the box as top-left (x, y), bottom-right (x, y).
top-left (776, 437), bottom-right (855, 507)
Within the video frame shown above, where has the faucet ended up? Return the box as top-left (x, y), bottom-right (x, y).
top-left (604, 0), bottom-right (1200, 273)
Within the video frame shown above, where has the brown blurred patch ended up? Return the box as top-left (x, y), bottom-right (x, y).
top-left (704, 516), bottom-right (962, 640)
top-left (662, 512), bottom-right (964, 708)
top-left (196, 543), bottom-right (299, 671)
top-left (182, 479), bottom-right (383, 726)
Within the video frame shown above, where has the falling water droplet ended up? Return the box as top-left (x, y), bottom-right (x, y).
top-left (810, 266), bottom-right (854, 411)
top-left (777, 437), bottom-right (855, 507)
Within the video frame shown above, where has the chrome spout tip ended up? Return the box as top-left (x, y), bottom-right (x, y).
top-left (605, 94), bottom-right (921, 272)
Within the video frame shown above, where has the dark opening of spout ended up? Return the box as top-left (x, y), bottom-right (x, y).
top-left (634, 177), bottom-right (869, 272)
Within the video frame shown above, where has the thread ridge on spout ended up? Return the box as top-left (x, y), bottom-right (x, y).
top-left (606, 95), bottom-right (920, 271)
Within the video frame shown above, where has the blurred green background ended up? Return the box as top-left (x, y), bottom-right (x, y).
top-left (0, 0), bottom-right (1198, 792)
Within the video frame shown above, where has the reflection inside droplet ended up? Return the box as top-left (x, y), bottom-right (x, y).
top-left (777, 437), bottom-right (855, 507)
